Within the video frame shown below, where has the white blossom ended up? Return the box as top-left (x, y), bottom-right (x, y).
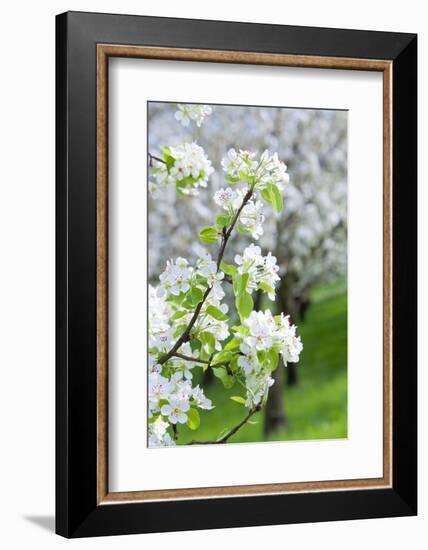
top-left (230, 190), bottom-right (266, 240)
top-left (148, 372), bottom-right (171, 416)
top-left (174, 104), bottom-right (212, 127)
top-left (221, 148), bottom-right (257, 181)
top-left (235, 244), bottom-right (280, 300)
top-left (158, 257), bottom-right (192, 297)
top-left (237, 342), bottom-right (259, 374)
top-left (244, 311), bottom-right (274, 351)
top-left (214, 187), bottom-right (236, 210)
top-left (245, 372), bottom-right (275, 408)
top-left (161, 396), bottom-right (190, 424)
top-left (192, 385), bottom-right (214, 410)
top-left (258, 150), bottom-right (290, 191)
top-left (274, 313), bottom-right (304, 363)
top-left (152, 142), bottom-right (214, 196)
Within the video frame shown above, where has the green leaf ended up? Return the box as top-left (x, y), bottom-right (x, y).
top-left (240, 273), bottom-right (249, 293)
top-left (160, 146), bottom-right (175, 170)
top-left (199, 226), bottom-right (219, 244)
top-left (231, 324), bottom-right (249, 337)
top-left (257, 349), bottom-right (268, 366)
top-left (199, 331), bottom-right (216, 352)
top-left (220, 261), bottom-right (237, 276)
top-left (229, 355), bottom-right (240, 373)
top-left (190, 339), bottom-right (201, 353)
top-left (258, 282), bottom-right (275, 295)
top-left (206, 305), bottom-right (228, 321)
top-left (212, 350), bottom-right (233, 364)
top-left (216, 213), bottom-right (232, 228)
top-left (236, 291), bottom-right (253, 320)
top-left (186, 408), bottom-right (200, 430)
top-left (173, 323), bottom-right (187, 338)
top-left (268, 349), bottom-right (279, 371)
top-left (223, 337), bottom-right (241, 351)
top-left (236, 224), bottom-right (250, 235)
top-left (171, 310), bottom-right (188, 321)
top-left (212, 367), bottom-right (234, 389)
top-left (189, 287), bottom-right (203, 306)
top-left (233, 272), bottom-right (249, 298)
top-left (238, 170), bottom-right (253, 182)
top-left (230, 396), bottom-right (246, 405)
top-left (260, 187), bottom-right (272, 204)
top-left (270, 184), bottom-right (283, 214)
top-left (225, 174), bottom-right (240, 184)
top-left (233, 273), bottom-right (241, 296)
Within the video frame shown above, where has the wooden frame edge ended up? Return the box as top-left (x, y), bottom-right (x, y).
top-left (96, 43), bottom-right (393, 504)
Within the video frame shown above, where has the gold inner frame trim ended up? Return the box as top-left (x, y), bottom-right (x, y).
top-left (96, 44), bottom-right (393, 505)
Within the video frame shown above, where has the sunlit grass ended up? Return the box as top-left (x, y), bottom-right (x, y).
top-left (176, 280), bottom-right (347, 444)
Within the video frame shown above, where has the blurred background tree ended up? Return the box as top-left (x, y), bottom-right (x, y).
top-left (148, 103), bottom-right (347, 440)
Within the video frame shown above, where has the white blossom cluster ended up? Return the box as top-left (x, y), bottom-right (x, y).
top-left (221, 148), bottom-right (290, 190)
top-left (237, 311), bottom-right (303, 407)
top-left (148, 250), bottom-right (231, 447)
top-left (150, 142), bottom-right (214, 197)
top-left (234, 244), bottom-right (280, 300)
top-left (148, 285), bottom-right (216, 447)
top-left (174, 104), bottom-right (212, 127)
top-left (214, 186), bottom-right (266, 240)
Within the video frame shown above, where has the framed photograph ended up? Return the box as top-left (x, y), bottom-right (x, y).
top-left (56, 11), bottom-right (417, 537)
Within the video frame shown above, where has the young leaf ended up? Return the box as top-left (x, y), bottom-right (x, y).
top-left (216, 213), bottom-right (232, 228)
top-left (199, 331), bottom-right (216, 352)
top-left (160, 146), bottom-right (175, 170)
top-left (225, 174), bottom-right (240, 184)
top-left (186, 408), bottom-right (200, 430)
top-left (199, 226), bottom-right (219, 244)
top-left (223, 337), bottom-right (241, 351)
top-left (240, 272), bottom-right (249, 293)
top-left (233, 273), bottom-right (242, 296)
top-left (206, 305), bottom-right (228, 321)
top-left (212, 350), bottom-right (233, 364)
top-left (260, 186), bottom-right (273, 205)
top-left (270, 184), bottom-right (283, 214)
top-left (236, 291), bottom-right (253, 320)
top-left (212, 367), bottom-right (234, 389)
top-left (231, 324), bottom-right (249, 337)
top-left (229, 354), bottom-right (240, 373)
top-left (171, 310), bottom-right (188, 321)
top-left (258, 282), bottom-right (275, 295)
top-left (230, 396), bottom-right (246, 405)
top-left (268, 349), bottom-right (279, 371)
top-left (220, 261), bottom-right (237, 276)
top-left (189, 287), bottom-right (203, 306)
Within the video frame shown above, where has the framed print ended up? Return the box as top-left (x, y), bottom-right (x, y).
top-left (56, 11), bottom-right (417, 537)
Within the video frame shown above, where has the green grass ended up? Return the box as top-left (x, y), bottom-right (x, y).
top-left (176, 280), bottom-right (347, 444)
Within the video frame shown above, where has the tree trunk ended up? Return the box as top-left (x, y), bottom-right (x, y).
top-left (264, 356), bottom-right (288, 435)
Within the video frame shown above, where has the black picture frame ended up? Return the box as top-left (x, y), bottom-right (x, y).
top-left (56, 10), bottom-right (417, 538)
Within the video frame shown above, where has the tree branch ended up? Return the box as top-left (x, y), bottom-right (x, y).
top-left (170, 352), bottom-right (233, 374)
top-left (158, 188), bottom-right (253, 366)
top-left (185, 405), bottom-right (261, 445)
top-left (148, 152), bottom-right (166, 166)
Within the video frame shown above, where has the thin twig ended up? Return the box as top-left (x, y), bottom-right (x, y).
top-left (148, 152), bottom-right (166, 166)
top-left (185, 405), bottom-right (261, 445)
top-left (171, 352), bottom-right (233, 374)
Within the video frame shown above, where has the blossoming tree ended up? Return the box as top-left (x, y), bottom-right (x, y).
top-left (148, 104), bottom-right (303, 447)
